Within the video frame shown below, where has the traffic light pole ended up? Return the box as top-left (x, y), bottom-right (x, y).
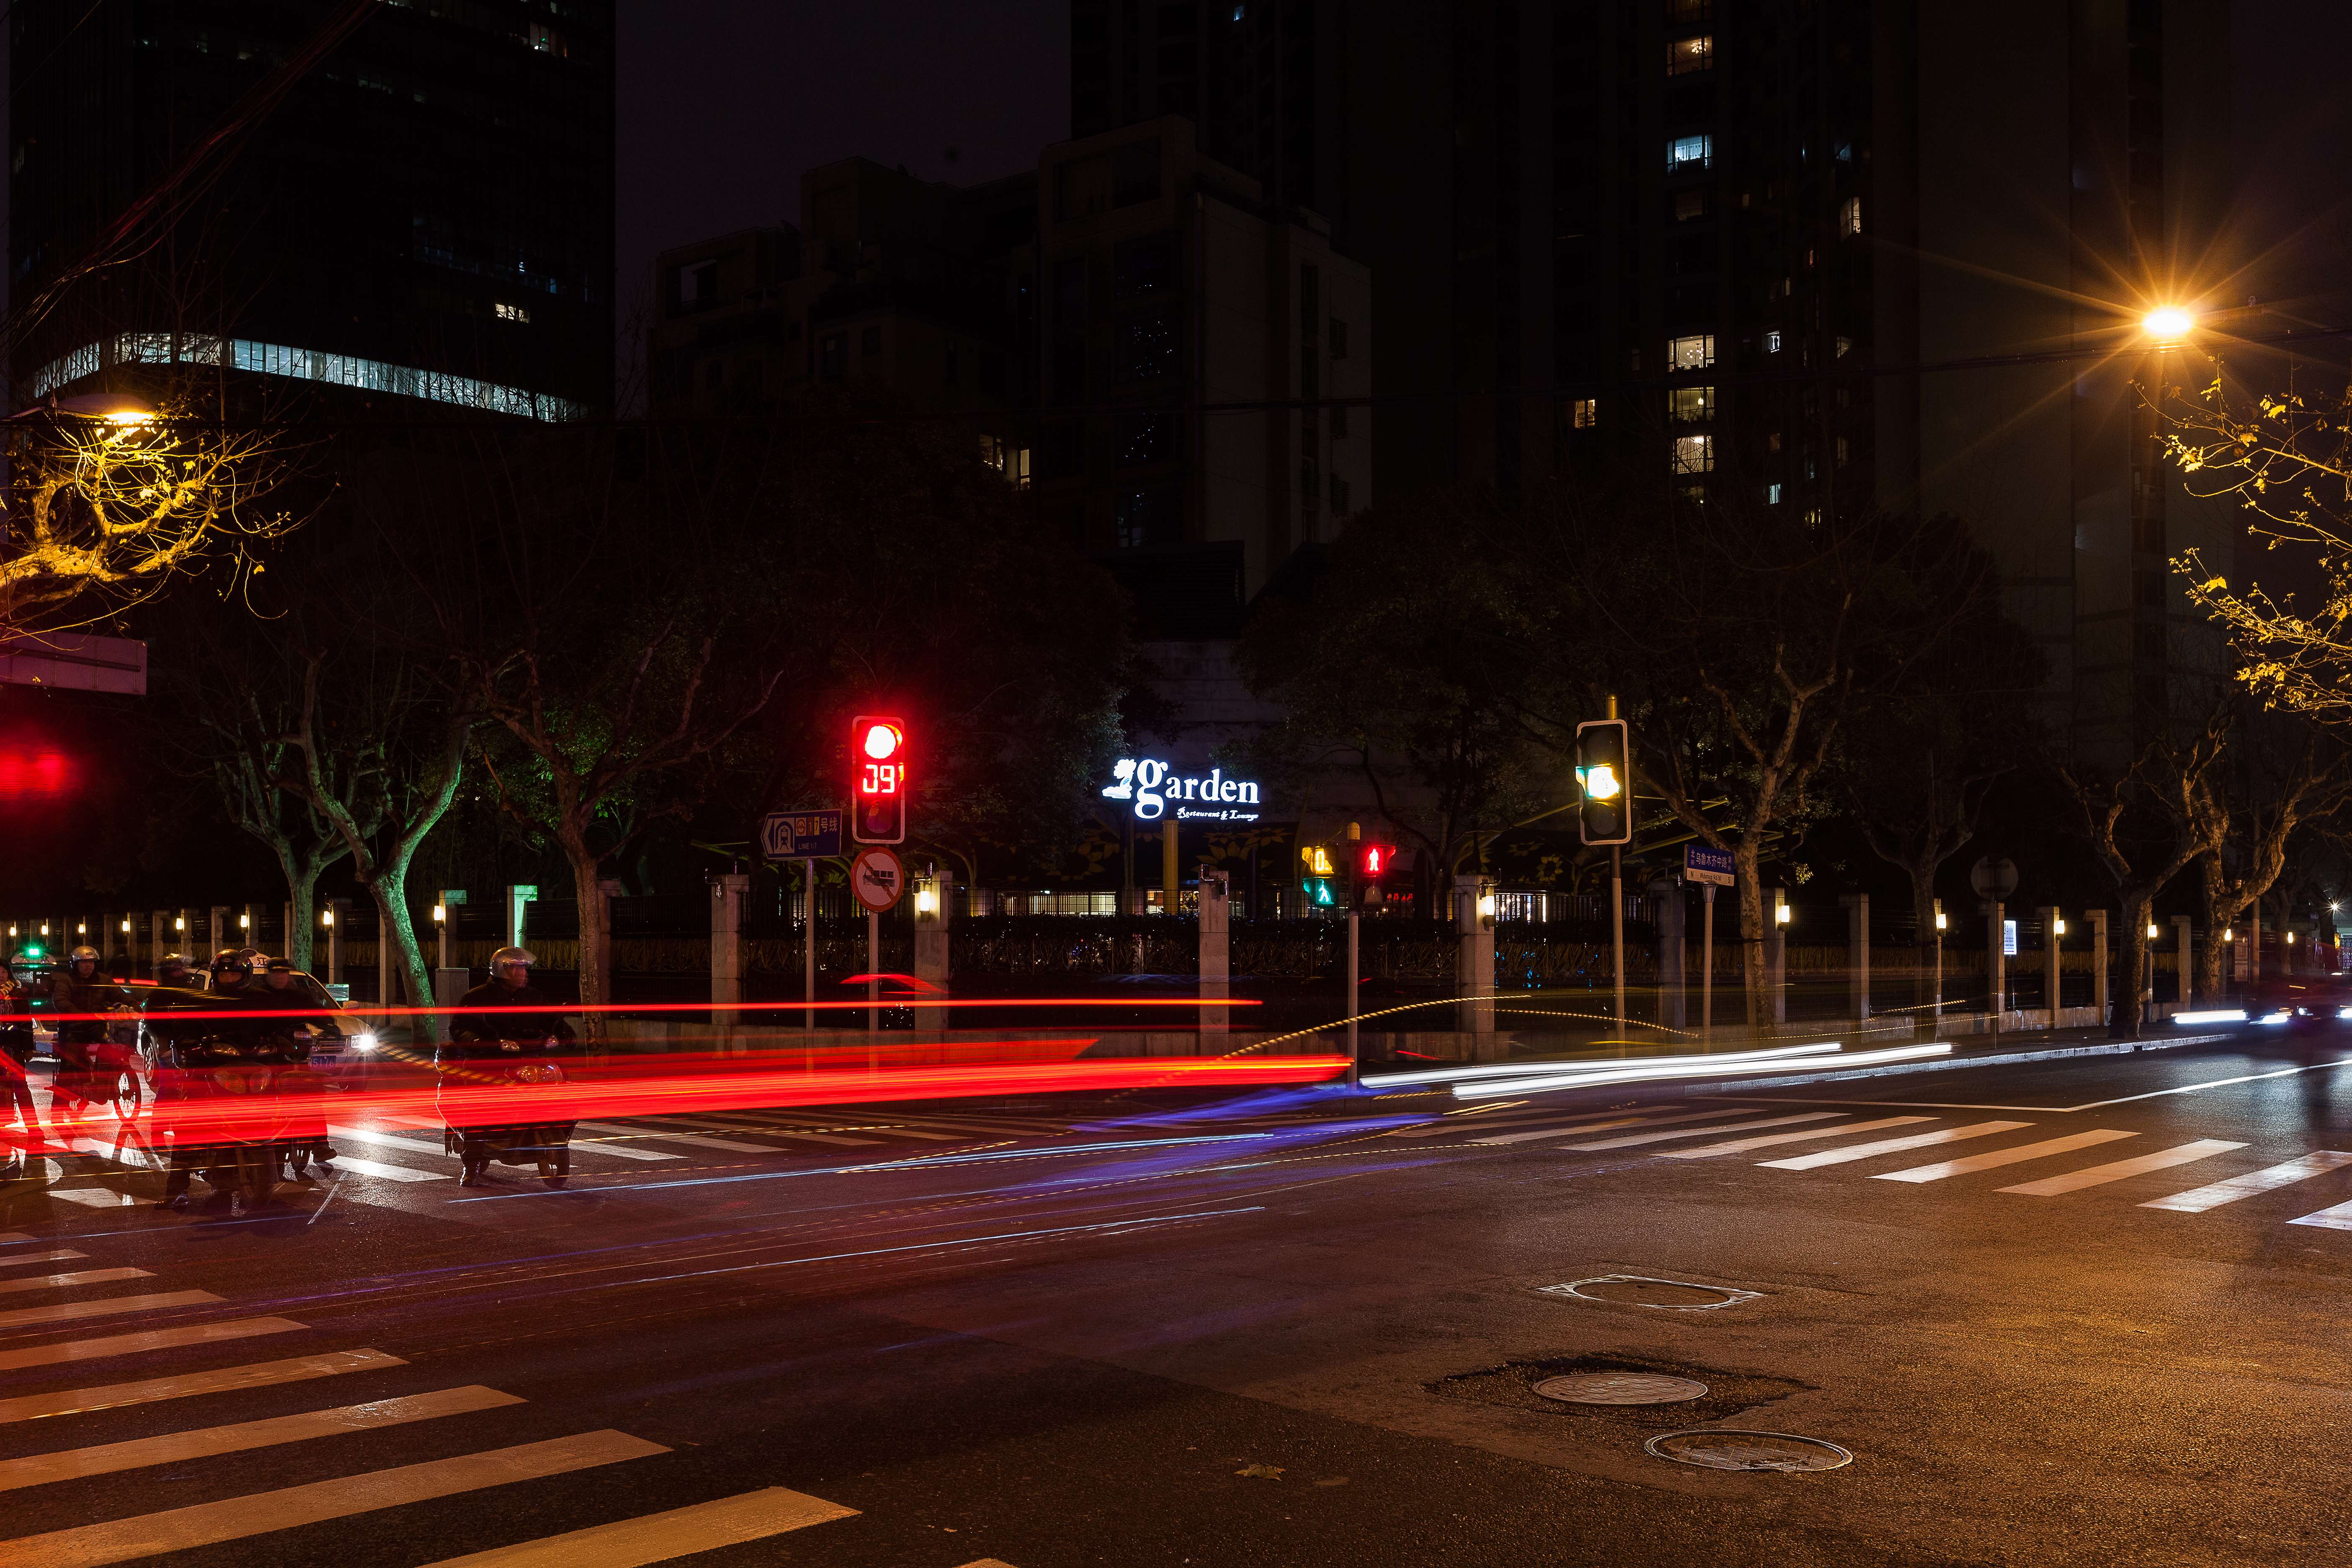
top-left (1608, 694), bottom-right (1625, 1028)
top-left (1700, 882), bottom-right (1715, 1036)
top-left (867, 910), bottom-right (880, 1037)
top-left (1346, 908), bottom-right (1359, 1071)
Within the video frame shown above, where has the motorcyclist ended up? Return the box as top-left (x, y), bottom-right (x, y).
top-left (443, 947), bottom-right (577, 1188)
top-left (0, 955), bottom-right (39, 1138)
top-left (48, 946), bottom-right (132, 1128)
top-left (208, 949), bottom-right (256, 999)
top-left (449, 948), bottom-right (577, 1049)
top-left (248, 958), bottom-right (337, 1165)
top-left (157, 952), bottom-right (300, 1212)
top-left (155, 952), bottom-right (199, 990)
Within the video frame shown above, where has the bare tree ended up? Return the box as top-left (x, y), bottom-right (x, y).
top-left (2184, 709), bottom-right (2352, 998)
top-left (186, 678), bottom-right (350, 973)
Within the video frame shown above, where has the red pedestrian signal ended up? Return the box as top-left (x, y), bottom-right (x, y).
top-left (1359, 843), bottom-right (1396, 879)
top-left (851, 715), bottom-right (907, 844)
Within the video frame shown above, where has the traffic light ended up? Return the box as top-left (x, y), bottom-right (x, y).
top-left (850, 714), bottom-right (907, 845)
top-left (1355, 841), bottom-right (1397, 908)
top-left (1300, 843), bottom-right (1336, 907)
top-left (1574, 718), bottom-right (1631, 845)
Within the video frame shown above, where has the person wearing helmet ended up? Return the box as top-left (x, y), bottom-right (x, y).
top-left (48, 946), bottom-right (130, 1129)
top-left (448, 948), bottom-right (576, 1048)
top-left (207, 949), bottom-right (256, 998)
top-left (155, 952), bottom-right (198, 990)
top-left (0, 954), bottom-right (39, 1137)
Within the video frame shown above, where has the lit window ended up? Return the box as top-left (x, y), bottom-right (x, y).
top-left (1764, 329), bottom-right (1782, 353)
top-left (1571, 397), bottom-right (1598, 429)
top-left (1767, 483), bottom-right (1783, 504)
top-left (1668, 134), bottom-right (1712, 173)
top-left (1672, 434), bottom-right (1714, 474)
top-left (1840, 196), bottom-right (1862, 236)
top-left (1668, 36), bottom-right (1713, 74)
top-left (1669, 385), bottom-right (1714, 422)
top-left (1668, 333), bottom-right (1715, 371)
top-left (33, 332), bottom-right (591, 421)
top-left (1803, 508), bottom-right (1822, 528)
top-left (494, 302), bottom-right (530, 324)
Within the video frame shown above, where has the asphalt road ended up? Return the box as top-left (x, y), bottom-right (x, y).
top-left (5, 1022), bottom-right (2352, 1567)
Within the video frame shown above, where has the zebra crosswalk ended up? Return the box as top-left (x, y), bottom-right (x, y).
top-left (1371, 1096), bottom-right (2352, 1234)
top-left (0, 1230), bottom-right (1010, 1568)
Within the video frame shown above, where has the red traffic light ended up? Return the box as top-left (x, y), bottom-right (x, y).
top-left (0, 752), bottom-right (70, 799)
top-left (851, 714), bottom-right (907, 844)
top-left (1359, 843), bottom-right (1397, 877)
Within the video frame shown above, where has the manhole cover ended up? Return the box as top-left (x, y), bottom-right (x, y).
top-left (1540, 1275), bottom-right (1762, 1310)
top-left (1534, 1372), bottom-right (1708, 1406)
top-left (1644, 1429), bottom-right (1853, 1472)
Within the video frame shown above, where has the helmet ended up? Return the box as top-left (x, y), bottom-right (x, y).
top-left (237, 947), bottom-right (267, 969)
top-left (265, 956), bottom-right (294, 974)
top-left (209, 948), bottom-right (253, 979)
top-left (157, 951), bottom-right (191, 973)
top-left (68, 946), bottom-right (99, 965)
top-left (489, 946), bottom-right (536, 972)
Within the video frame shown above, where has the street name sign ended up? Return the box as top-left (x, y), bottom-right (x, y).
top-left (761, 809), bottom-right (844, 860)
top-left (1684, 845), bottom-right (1734, 886)
top-left (849, 847), bottom-right (905, 913)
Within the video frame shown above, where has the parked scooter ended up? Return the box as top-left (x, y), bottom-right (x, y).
top-left (143, 968), bottom-right (326, 1214)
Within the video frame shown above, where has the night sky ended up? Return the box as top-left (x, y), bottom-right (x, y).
top-left (614, 0), bottom-right (1068, 320)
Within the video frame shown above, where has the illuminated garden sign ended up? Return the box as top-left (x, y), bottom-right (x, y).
top-left (1102, 758), bottom-right (1261, 822)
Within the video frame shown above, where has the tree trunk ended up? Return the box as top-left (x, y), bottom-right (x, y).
top-left (2197, 853), bottom-right (2231, 1003)
top-left (364, 840), bottom-right (435, 1045)
top-left (563, 833), bottom-right (610, 1045)
top-left (1733, 838), bottom-right (1767, 1029)
top-left (2115, 890), bottom-right (2153, 1039)
top-left (1906, 847), bottom-right (1939, 959)
top-left (269, 843), bottom-right (335, 974)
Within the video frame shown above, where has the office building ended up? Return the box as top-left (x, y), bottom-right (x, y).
top-left (11, 0), bottom-right (615, 420)
top-left (1075, 0), bottom-right (2235, 753)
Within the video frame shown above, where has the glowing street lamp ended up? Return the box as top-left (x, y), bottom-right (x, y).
top-left (2142, 306), bottom-right (2195, 343)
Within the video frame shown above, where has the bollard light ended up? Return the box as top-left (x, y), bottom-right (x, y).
top-left (174, 916), bottom-right (184, 932)
top-left (1775, 903), bottom-right (1792, 926)
top-left (432, 904), bottom-right (446, 924)
top-left (1935, 912), bottom-right (1947, 931)
top-left (2287, 931), bottom-right (2297, 945)
top-left (39, 923), bottom-right (48, 937)
top-left (1476, 890), bottom-right (1496, 927)
top-left (239, 913), bottom-right (250, 930)
top-left (119, 919), bottom-right (130, 934)
top-left (2147, 923), bottom-right (2160, 940)
top-left (914, 885), bottom-right (939, 916)
top-left (2223, 928), bottom-right (2234, 943)
top-left (321, 908), bottom-right (333, 928)
top-left (2054, 918), bottom-right (2067, 936)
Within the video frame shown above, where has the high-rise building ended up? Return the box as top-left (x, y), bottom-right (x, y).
top-left (10, 0), bottom-right (615, 420)
top-left (1075, 0), bottom-right (2236, 753)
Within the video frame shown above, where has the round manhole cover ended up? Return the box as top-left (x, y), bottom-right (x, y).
top-left (1644, 1429), bottom-right (1853, 1473)
top-left (1554, 1276), bottom-right (1755, 1309)
top-left (1535, 1372), bottom-right (1709, 1406)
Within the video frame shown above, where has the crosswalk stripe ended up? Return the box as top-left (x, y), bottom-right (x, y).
top-left (0, 1248), bottom-right (89, 1269)
top-left (876, 1114), bottom-right (1065, 1135)
top-left (0, 1317), bottom-right (307, 1375)
top-left (570, 1122), bottom-right (781, 1155)
top-left (0, 1347), bottom-right (407, 1425)
top-left (1659, 1116), bottom-right (1934, 1159)
top-left (2287, 1197), bottom-right (2352, 1231)
top-left (1758, 1121), bottom-right (2034, 1171)
top-left (0, 1386), bottom-right (522, 1492)
top-left (0, 1233), bottom-right (31, 1244)
top-left (554, 1138), bottom-right (680, 1163)
top-left (1999, 1139), bottom-right (2248, 1196)
top-left (0, 1291), bottom-right (223, 1332)
top-left (1874, 1129), bottom-right (2136, 1184)
top-left (2140, 1150), bottom-right (2352, 1213)
top-left (0, 1267), bottom-right (151, 1297)
top-left (328, 1125), bottom-right (443, 1155)
top-left (415, 1484), bottom-right (858, 1567)
top-left (1394, 1104), bottom-right (1668, 1140)
top-left (322, 1155), bottom-right (447, 1184)
top-left (1470, 1108), bottom-right (1771, 1146)
top-left (45, 1189), bottom-right (138, 1207)
top-left (1564, 1112), bottom-right (1850, 1152)
top-left (0, 1429), bottom-right (671, 1568)
top-left (697, 1117), bottom-right (876, 1145)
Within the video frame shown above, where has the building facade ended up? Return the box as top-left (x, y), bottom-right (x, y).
top-left (10, 0), bottom-right (615, 419)
top-left (1075, 0), bottom-right (2235, 754)
top-left (647, 121), bottom-right (1370, 624)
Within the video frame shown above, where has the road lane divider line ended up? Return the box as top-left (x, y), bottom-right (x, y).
top-left (413, 1484), bottom-right (859, 1567)
top-left (1659, 1115), bottom-right (1935, 1159)
top-left (0, 1267), bottom-right (152, 1297)
top-left (0, 1317), bottom-right (308, 1374)
top-left (568, 1123), bottom-right (782, 1155)
top-left (1873, 1129), bottom-right (2136, 1184)
top-left (0, 1233), bottom-right (32, 1245)
top-left (2140, 1151), bottom-right (2352, 1213)
top-left (0, 1429), bottom-right (670, 1568)
top-left (1998, 1139), bottom-right (2249, 1196)
top-left (1757, 1121), bottom-right (2035, 1170)
top-left (1563, 1112), bottom-right (1851, 1151)
top-left (0, 1291), bottom-right (224, 1333)
top-left (1465, 1109), bottom-right (1764, 1145)
top-left (0, 1348), bottom-right (407, 1425)
top-left (319, 1155), bottom-right (447, 1184)
top-left (0, 1385), bottom-right (523, 1491)
top-left (0, 1249), bottom-right (90, 1269)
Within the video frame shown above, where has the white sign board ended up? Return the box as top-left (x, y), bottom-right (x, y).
top-left (1101, 758), bottom-right (1261, 823)
top-left (850, 847), bottom-right (905, 913)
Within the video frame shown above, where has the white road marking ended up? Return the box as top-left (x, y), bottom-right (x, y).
top-left (45, 1189), bottom-right (137, 1207)
top-left (1468, 1109), bottom-right (1765, 1145)
top-left (322, 1155), bottom-right (447, 1184)
top-left (0, 1429), bottom-right (670, 1568)
top-left (1999, 1139), bottom-right (2249, 1196)
top-left (1759, 1121), bottom-right (2034, 1170)
top-left (0, 1291), bottom-right (223, 1331)
top-left (0, 1232), bottom-right (31, 1244)
top-left (0, 1386), bottom-right (521, 1491)
top-left (1563, 1112), bottom-right (1851, 1151)
top-left (0, 1267), bottom-right (151, 1297)
top-left (2067, 1064), bottom-right (2341, 1109)
top-left (570, 1122), bottom-right (781, 1155)
top-left (2140, 1151), bottom-right (2352, 1213)
top-left (328, 1125), bottom-right (443, 1155)
top-left (2287, 1197), bottom-right (2352, 1232)
top-left (0, 1348), bottom-right (407, 1425)
top-left (553, 1139), bottom-right (680, 1163)
top-left (1391, 1103), bottom-right (1678, 1139)
top-left (1659, 1116), bottom-right (1934, 1159)
top-left (415, 1484), bottom-right (859, 1567)
top-left (1875, 1129), bottom-right (2137, 1184)
top-left (0, 1316), bottom-right (307, 1375)
top-left (0, 1248), bottom-right (88, 1269)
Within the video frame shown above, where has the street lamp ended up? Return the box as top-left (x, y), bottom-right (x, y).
top-left (2142, 306), bottom-right (2195, 343)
